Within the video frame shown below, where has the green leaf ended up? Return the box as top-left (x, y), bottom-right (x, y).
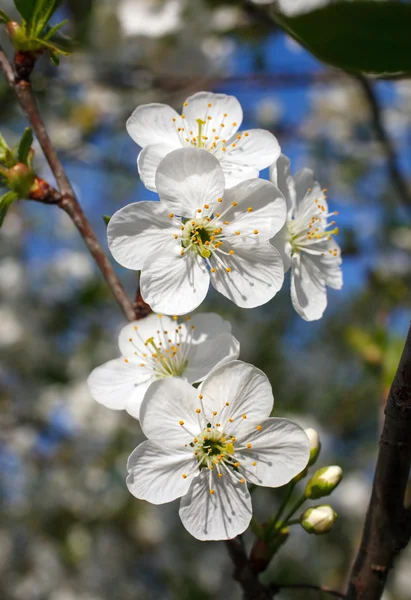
top-left (17, 127), bottom-right (33, 164)
top-left (33, 37), bottom-right (71, 56)
top-left (49, 49), bottom-right (60, 66)
top-left (31, 0), bottom-right (65, 36)
top-left (0, 191), bottom-right (18, 228)
top-left (0, 8), bottom-right (11, 23)
top-left (13, 0), bottom-right (36, 22)
top-left (43, 19), bottom-right (68, 40)
top-left (273, 1), bottom-right (411, 77)
top-left (102, 215), bottom-right (111, 226)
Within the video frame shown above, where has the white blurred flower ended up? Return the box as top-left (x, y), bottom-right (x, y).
top-left (0, 306), bottom-right (23, 347)
top-left (333, 471), bottom-right (371, 518)
top-left (255, 97), bottom-right (283, 128)
top-left (276, 0), bottom-right (330, 15)
top-left (0, 258), bottom-right (25, 297)
top-left (54, 250), bottom-right (95, 282)
top-left (118, 0), bottom-right (182, 38)
top-left (211, 6), bottom-right (244, 31)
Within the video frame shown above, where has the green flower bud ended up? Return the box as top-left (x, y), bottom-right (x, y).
top-left (301, 505), bottom-right (338, 535)
top-left (7, 163), bottom-right (34, 198)
top-left (305, 428), bottom-right (321, 466)
top-left (305, 465), bottom-right (342, 499)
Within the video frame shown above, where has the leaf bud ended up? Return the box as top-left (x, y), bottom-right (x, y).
top-left (7, 163), bottom-right (34, 198)
top-left (6, 22), bottom-right (29, 51)
top-left (305, 428), bottom-right (321, 466)
top-left (304, 465), bottom-right (342, 499)
top-left (301, 505), bottom-right (338, 535)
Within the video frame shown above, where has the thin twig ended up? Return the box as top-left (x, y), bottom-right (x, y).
top-left (347, 325), bottom-right (411, 599)
top-left (0, 45), bottom-right (137, 322)
top-left (355, 74), bottom-right (411, 212)
top-left (271, 582), bottom-right (345, 598)
top-left (225, 537), bottom-right (272, 600)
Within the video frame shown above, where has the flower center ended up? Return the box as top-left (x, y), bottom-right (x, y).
top-left (288, 192), bottom-right (339, 258)
top-left (125, 316), bottom-right (195, 378)
top-left (171, 101), bottom-right (249, 157)
top-left (194, 426), bottom-right (235, 468)
top-left (181, 217), bottom-right (215, 258)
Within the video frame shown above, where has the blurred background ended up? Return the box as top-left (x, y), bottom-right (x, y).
top-left (1, 1), bottom-right (411, 599)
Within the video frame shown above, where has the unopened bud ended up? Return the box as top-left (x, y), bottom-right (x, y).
top-left (305, 465), bottom-right (342, 499)
top-left (7, 163), bottom-right (34, 198)
top-left (305, 428), bottom-right (321, 466)
top-left (301, 505), bottom-right (338, 534)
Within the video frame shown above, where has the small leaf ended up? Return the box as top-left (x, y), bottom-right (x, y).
top-left (49, 49), bottom-right (60, 66)
top-left (43, 19), bottom-right (68, 40)
top-left (34, 37), bottom-right (71, 56)
top-left (31, 0), bottom-right (65, 37)
top-left (0, 191), bottom-right (18, 227)
top-left (17, 127), bottom-right (33, 164)
top-left (273, 1), bottom-right (411, 77)
top-left (102, 215), bottom-right (111, 226)
top-left (0, 9), bottom-right (11, 23)
top-left (13, 0), bottom-right (36, 22)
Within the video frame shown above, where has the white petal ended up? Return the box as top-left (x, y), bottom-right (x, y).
top-left (127, 103), bottom-right (181, 148)
top-left (118, 314), bottom-right (175, 356)
top-left (310, 241), bottom-right (343, 290)
top-left (183, 91), bottom-right (243, 142)
top-left (179, 468), bottom-right (252, 540)
top-left (210, 242), bottom-right (284, 309)
top-left (294, 169), bottom-right (327, 217)
top-left (139, 377), bottom-right (201, 443)
top-left (217, 179), bottom-right (286, 241)
top-left (199, 361), bottom-right (274, 426)
top-left (155, 148), bottom-right (225, 216)
top-left (269, 153), bottom-right (296, 216)
top-left (270, 224), bottom-right (292, 273)
top-left (140, 250), bottom-right (210, 315)
top-left (220, 163), bottom-right (259, 189)
top-left (125, 379), bottom-right (154, 420)
top-left (107, 201), bottom-right (177, 270)
top-left (223, 129), bottom-right (280, 170)
top-left (186, 312), bottom-right (232, 342)
top-left (236, 418), bottom-right (310, 488)
top-left (127, 440), bottom-right (195, 504)
top-left (184, 332), bottom-right (240, 383)
top-left (87, 358), bottom-right (150, 410)
top-left (138, 143), bottom-right (178, 192)
top-left (291, 253), bottom-right (327, 321)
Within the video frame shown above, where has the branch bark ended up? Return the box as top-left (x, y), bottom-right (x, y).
top-left (355, 74), bottom-right (411, 212)
top-left (347, 325), bottom-right (411, 599)
top-left (0, 46), bottom-right (137, 322)
top-left (225, 538), bottom-right (272, 600)
top-left (271, 583), bottom-right (345, 598)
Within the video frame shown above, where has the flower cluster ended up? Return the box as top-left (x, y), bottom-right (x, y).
top-left (88, 91), bottom-right (343, 541)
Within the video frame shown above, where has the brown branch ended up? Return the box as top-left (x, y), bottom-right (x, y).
top-left (355, 74), bottom-right (411, 212)
top-left (271, 583), bottom-right (345, 598)
top-left (225, 538), bottom-right (272, 600)
top-left (347, 325), bottom-right (411, 599)
top-left (0, 45), bottom-right (137, 322)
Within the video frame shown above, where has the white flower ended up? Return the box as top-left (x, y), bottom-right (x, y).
top-left (118, 0), bottom-right (182, 38)
top-left (108, 147), bottom-right (286, 315)
top-left (87, 312), bottom-right (240, 419)
top-left (126, 90), bottom-right (281, 191)
top-left (270, 154), bottom-right (342, 321)
top-left (126, 361), bottom-right (310, 541)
